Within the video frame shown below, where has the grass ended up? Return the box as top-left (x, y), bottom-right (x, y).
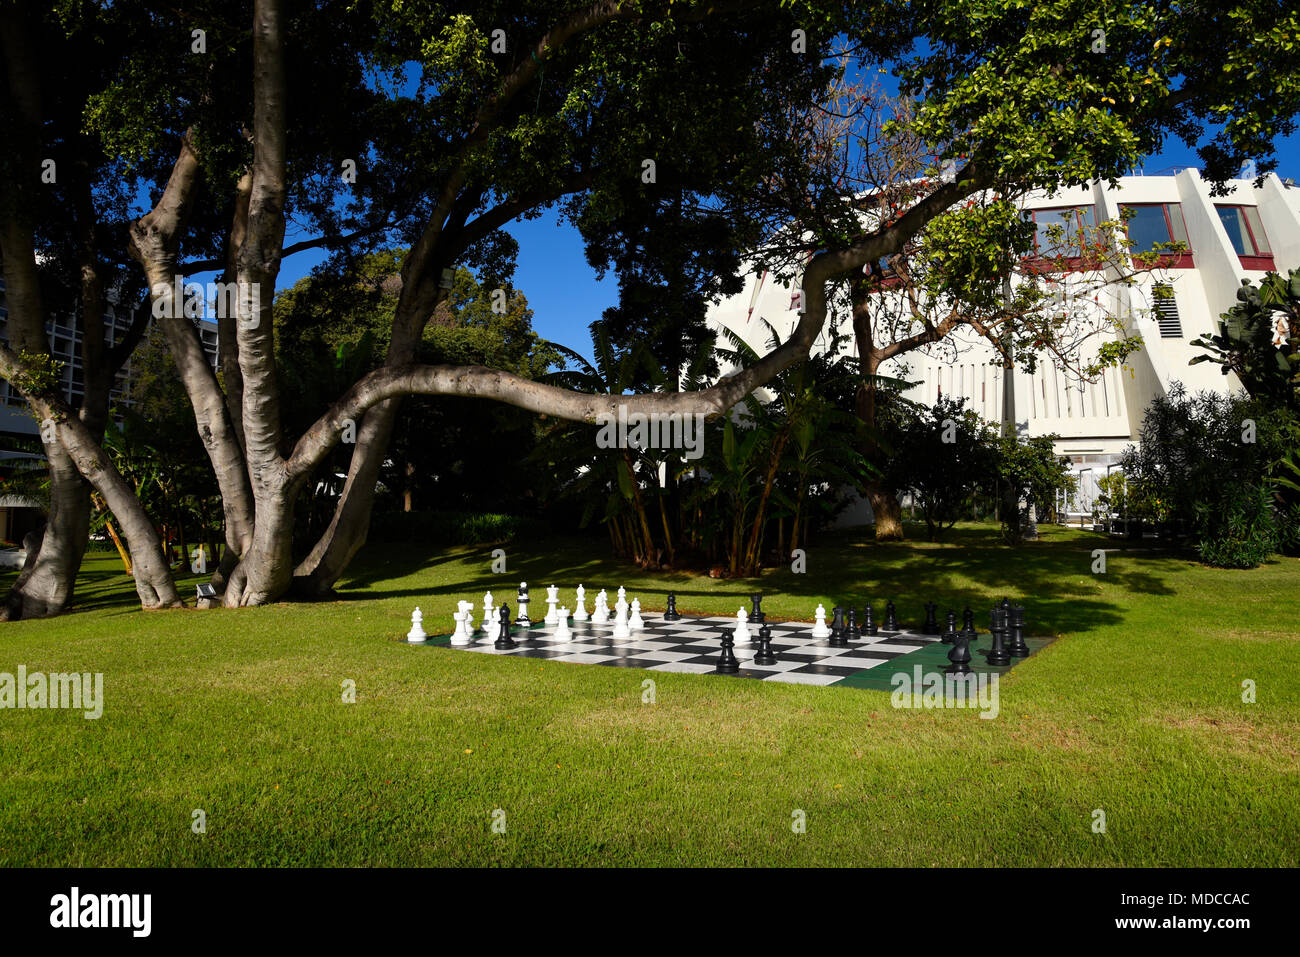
top-left (0, 522), bottom-right (1296, 867)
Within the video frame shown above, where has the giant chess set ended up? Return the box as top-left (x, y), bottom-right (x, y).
top-left (404, 583), bottom-right (1042, 687)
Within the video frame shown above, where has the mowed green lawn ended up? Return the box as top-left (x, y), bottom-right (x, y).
top-left (0, 522), bottom-right (1295, 867)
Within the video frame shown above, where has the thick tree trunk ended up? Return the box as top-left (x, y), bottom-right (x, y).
top-left (864, 479), bottom-right (905, 541)
top-left (128, 136), bottom-right (256, 594)
top-left (223, 0), bottom-right (294, 608)
top-left (291, 397), bottom-right (400, 597)
top-left (850, 275), bottom-right (906, 541)
top-left (2, 444), bottom-right (91, 620)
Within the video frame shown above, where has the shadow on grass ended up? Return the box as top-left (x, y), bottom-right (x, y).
top-left (338, 523), bottom-right (1192, 637)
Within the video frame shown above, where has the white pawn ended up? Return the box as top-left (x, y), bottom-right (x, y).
top-left (612, 595), bottom-right (630, 638)
top-left (734, 607), bottom-right (750, 644)
top-left (407, 607), bottom-right (427, 643)
top-left (545, 584), bottom-right (559, 624)
top-left (629, 598), bottom-right (645, 630)
top-left (617, 585), bottom-right (627, 606)
top-left (573, 584), bottom-right (589, 621)
top-left (481, 594), bottom-right (497, 639)
top-left (811, 603), bottom-right (831, 638)
top-left (555, 608), bottom-right (572, 640)
top-left (592, 590), bottom-right (609, 625)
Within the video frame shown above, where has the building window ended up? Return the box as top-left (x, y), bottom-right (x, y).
top-left (1120, 203), bottom-right (1193, 265)
top-left (1027, 206), bottom-right (1096, 260)
top-left (1215, 205), bottom-right (1273, 267)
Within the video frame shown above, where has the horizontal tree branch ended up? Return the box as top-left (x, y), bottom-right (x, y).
top-left (286, 158), bottom-right (992, 479)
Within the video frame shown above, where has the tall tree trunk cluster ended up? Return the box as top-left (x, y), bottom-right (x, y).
top-left (0, 0), bottom-right (994, 615)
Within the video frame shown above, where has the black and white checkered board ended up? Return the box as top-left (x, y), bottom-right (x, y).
top-left (433, 613), bottom-right (944, 686)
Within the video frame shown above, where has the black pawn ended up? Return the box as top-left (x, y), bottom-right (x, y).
top-left (1008, 605), bottom-right (1029, 658)
top-left (863, 603), bottom-right (877, 636)
top-left (829, 605), bottom-right (848, 647)
top-left (946, 631), bottom-right (972, 675)
top-left (884, 600), bottom-right (899, 632)
top-left (847, 607), bottom-right (860, 641)
top-left (941, 610), bottom-right (958, 644)
top-left (495, 604), bottom-right (517, 650)
top-left (663, 592), bottom-right (681, 621)
top-left (753, 624), bottom-right (777, 666)
top-left (961, 605), bottom-right (976, 640)
top-left (750, 593), bottom-right (765, 624)
top-left (985, 606), bottom-right (1010, 666)
top-left (922, 601), bottom-right (939, 635)
top-left (717, 628), bottom-right (740, 674)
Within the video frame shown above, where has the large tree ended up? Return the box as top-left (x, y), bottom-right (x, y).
top-left (2, 0), bottom-right (1297, 612)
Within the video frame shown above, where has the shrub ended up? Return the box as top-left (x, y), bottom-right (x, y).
top-left (367, 509), bottom-right (547, 545)
top-left (1193, 482), bottom-right (1280, 569)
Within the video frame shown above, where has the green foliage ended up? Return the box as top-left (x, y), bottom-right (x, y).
top-left (995, 433), bottom-right (1075, 545)
top-left (1121, 383), bottom-right (1295, 568)
top-left (889, 397), bottom-right (998, 540)
top-left (11, 351), bottom-right (63, 399)
top-left (1192, 482), bottom-right (1280, 569)
top-left (1191, 268), bottom-right (1300, 413)
top-left (367, 509), bottom-right (546, 546)
top-left (273, 256), bottom-right (558, 523)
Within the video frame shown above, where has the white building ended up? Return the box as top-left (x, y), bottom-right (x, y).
top-left (705, 169), bottom-right (1300, 521)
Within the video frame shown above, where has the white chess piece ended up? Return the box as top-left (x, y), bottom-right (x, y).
top-left (811, 603), bottom-right (831, 638)
top-left (450, 606), bottom-right (471, 646)
top-left (612, 596), bottom-right (630, 638)
top-left (481, 594), bottom-right (497, 639)
top-left (407, 607), bottom-right (427, 643)
top-left (617, 585), bottom-right (627, 606)
top-left (592, 590), bottom-right (609, 625)
top-left (460, 601), bottom-right (478, 643)
top-left (573, 584), bottom-right (589, 621)
top-left (545, 584), bottom-right (559, 624)
top-left (734, 607), bottom-right (750, 644)
top-left (555, 608), bottom-right (572, 640)
top-left (629, 598), bottom-right (645, 630)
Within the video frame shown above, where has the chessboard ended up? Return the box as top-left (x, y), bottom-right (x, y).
top-left (424, 613), bottom-right (948, 686)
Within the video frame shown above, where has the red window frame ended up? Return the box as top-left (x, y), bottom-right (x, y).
top-left (1024, 206), bottom-right (1101, 272)
top-left (1215, 204), bottom-right (1275, 270)
top-left (1120, 203), bottom-right (1195, 269)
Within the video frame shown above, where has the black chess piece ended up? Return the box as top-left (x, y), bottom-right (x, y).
top-left (941, 610), bottom-right (958, 644)
top-left (753, 624), bottom-right (777, 666)
top-left (961, 605), bottom-right (976, 640)
top-left (945, 631), bottom-right (972, 675)
top-left (884, 600), bottom-right (899, 631)
top-left (923, 601), bottom-right (939, 635)
top-left (663, 591), bottom-right (681, 621)
top-left (829, 605), bottom-right (847, 647)
top-left (847, 607), bottom-right (860, 642)
top-left (750, 593), bottom-right (766, 624)
top-left (863, 603), bottom-right (877, 636)
top-left (495, 604), bottom-right (518, 650)
top-left (1007, 605), bottom-right (1029, 658)
top-left (985, 605), bottom-right (1009, 666)
top-left (717, 627), bottom-right (741, 673)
